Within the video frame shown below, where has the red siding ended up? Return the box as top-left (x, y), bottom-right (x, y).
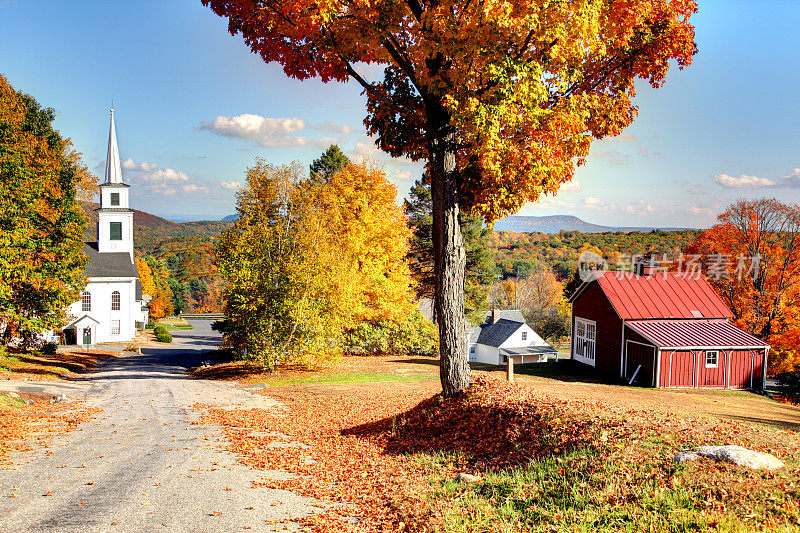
top-left (657, 349), bottom-right (766, 389)
top-left (571, 281), bottom-right (622, 378)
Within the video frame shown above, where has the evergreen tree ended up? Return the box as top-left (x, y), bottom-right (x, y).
top-left (404, 177), bottom-right (494, 322)
top-left (0, 75), bottom-right (91, 346)
top-left (310, 145), bottom-right (350, 181)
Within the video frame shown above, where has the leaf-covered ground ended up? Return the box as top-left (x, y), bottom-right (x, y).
top-left (196, 373), bottom-right (800, 532)
top-left (0, 393), bottom-right (101, 467)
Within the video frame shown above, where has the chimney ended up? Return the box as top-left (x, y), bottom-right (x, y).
top-left (491, 309), bottom-right (502, 323)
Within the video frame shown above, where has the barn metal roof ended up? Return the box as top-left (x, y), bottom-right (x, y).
top-left (573, 271), bottom-right (734, 320)
top-left (626, 320), bottom-right (769, 349)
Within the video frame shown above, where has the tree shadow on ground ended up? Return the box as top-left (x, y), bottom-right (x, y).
top-left (342, 376), bottom-right (602, 472)
top-left (1, 351), bottom-right (113, 379)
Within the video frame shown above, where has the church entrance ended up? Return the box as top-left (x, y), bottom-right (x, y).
top-left (82, 328), bottom-right (92, 346)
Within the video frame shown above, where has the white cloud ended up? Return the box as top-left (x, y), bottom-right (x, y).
top-left (394, 169), bottom-right (413, 181)
top-left (712, 173), bottom-right (775, 189)
top-left (560, 180), bottom-right (582, 192)
top-left (313, 120), bottom-right (354, 135)
top-left (220, 180), bottom-right (242, 190)
top-left (119, 158), bottom-right (210, 196)
top-left (590, 149), bottom-right (630, 166)
top-left (609, 133), bottom-right (640, 143)
top-left (198, 114), bottom-right (342, 148)
top-left (583, 196), bottom-right (611, 211)
top-left (623, 200), bottom-right (656, 215)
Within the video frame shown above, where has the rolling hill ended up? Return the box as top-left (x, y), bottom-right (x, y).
top-left (493, 215), bottom-right (695, 234)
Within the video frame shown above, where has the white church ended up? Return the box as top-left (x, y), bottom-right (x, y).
top-left (63, 110), bottom-right (149, 346)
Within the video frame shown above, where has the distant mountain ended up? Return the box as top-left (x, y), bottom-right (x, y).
top-left (221, 214), bottom-right (239, 222)
top-left (493, 215), bottom-right (695, 234)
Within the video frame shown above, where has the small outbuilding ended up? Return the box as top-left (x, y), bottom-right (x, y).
top-left (568, 268), bottom-right (769, 389)
top-left (467, 310), bottom-right (557, 366)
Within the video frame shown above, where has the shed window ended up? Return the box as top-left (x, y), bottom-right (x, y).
top-left (111, 291), bottom-right (120, 310)
top-left (81, 292), bottom-right (91, 312)
top-left (111, 320), bottom-right (120, 335)
top-left (574, 318), bottom-right (596, 366)
top-left (110, 222), bottom-right (122, 241)
top-left (705, 350), bottom-right (718, 368)
top-left (470, 345), bottom-right (476, 354)
top-left (110, 192), bottom-right (120, 206)
top-left (521, 331), bottom-right (528, 341)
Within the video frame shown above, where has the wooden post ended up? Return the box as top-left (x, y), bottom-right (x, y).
top-left (506, 356), bottom-right (514, 383)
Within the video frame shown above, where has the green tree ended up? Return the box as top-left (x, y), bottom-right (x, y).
top-left (204, 0), bottom-right (697, 395)
top-left (404, 177), bottom-right (494, 323)
top-left (310, 144), bottom-right (350, 182)
top-left (0, 75), bottom-right (89, 347)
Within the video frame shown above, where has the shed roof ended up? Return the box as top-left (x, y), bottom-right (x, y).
top-left (571, 271), bottom-right (733, 320)
top-left (83, 242), bottom-right (138, 278)
top-left (500, 345), bottom-right (558, 356)
top-left (626, 320), bottom-right (768, 349)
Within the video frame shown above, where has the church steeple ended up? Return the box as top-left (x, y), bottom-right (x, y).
top-left (97, 109), bottom-right (134, 259)
top-left (104, 109), bottom-right (123, 184)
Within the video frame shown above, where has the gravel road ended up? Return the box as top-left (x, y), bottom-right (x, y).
top-left (0, 319), bottom-right (317, 532)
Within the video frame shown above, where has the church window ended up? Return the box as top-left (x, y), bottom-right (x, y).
top-left (111, 291), bottom-right (120, 310)
top-left (110, 192), bottom-right (120, 206)
top-left (81, 292), bottom-right (91, 312)
top-left (110, 222), bottom-right (122, 240)
top-left (111, 320), bottom-right (120, 335)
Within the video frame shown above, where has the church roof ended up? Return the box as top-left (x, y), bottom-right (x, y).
top-left (83, 242), bottom-right (138, 278)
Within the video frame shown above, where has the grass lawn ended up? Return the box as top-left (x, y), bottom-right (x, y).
top-left (193, 355), bottom-right (800, 532)
top-left (156, 317), bottom-right (194, 331)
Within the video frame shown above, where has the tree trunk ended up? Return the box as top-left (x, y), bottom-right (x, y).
top-left (427, 103), bottom-right (471, 397)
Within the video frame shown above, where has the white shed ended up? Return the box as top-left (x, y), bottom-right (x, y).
top-left (467, 310), bottom-right (556, 366)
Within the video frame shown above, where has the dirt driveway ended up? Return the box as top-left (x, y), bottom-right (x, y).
top-left (0, 319), bottom-right (318, 532)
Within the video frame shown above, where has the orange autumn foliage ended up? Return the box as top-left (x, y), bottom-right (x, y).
top-left (687, 198), bottom-right (800, 375)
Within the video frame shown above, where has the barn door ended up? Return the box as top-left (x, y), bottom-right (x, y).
top-left (626, 341), bottom-right (655, 386)
top-left (573, 318), bottom-right (596, 367)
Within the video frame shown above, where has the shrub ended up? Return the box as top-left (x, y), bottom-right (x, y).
top-left (153, 324), bottom-right (168, 336)
top-left (155, 330), bottom-right (172, 343)
top-left (343, 310), bottom-right (438, 356)
top-left (777, 370), bottom-right (800, 404)
top-left (41, 342), bottom-right (58, 355)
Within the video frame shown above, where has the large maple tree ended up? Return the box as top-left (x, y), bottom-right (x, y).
top-left (204, 0), bottom-right (697, 396)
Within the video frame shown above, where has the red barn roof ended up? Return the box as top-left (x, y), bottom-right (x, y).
top-left (626, 320), bottom-right (767, 349)
top-left (570, 271), bottom-right (734, 320)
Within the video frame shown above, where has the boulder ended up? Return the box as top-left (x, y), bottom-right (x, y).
top-left (457, 473), bottom-right (482, 483)
top-left (674, 445), bottom-right (784, 471)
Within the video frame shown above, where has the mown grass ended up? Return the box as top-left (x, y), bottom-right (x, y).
top-left (422, 428), bottom-right (800, 532)
top-left (0, 393), bottom-right (26, 409)
top-left (156, 317), bottom-right (194, 331)
top-left (0, 347), bottom-right (114, 380)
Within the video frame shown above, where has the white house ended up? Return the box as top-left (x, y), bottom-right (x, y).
top-left (467, 310), bottom-right (557, 366)
top-left (63, 109), bottom-right (148, 346)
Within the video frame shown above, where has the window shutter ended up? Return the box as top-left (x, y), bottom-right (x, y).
top-left (110, 192), bottom-right (120, 206)
top-left (110, 222), bottom-right (122, 240)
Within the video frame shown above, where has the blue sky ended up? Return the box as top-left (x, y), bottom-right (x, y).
top-left (1, 0), bottom-right (798, 227)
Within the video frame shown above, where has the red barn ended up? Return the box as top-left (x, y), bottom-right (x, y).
top-left (567, 269), bottom-right (769, 389)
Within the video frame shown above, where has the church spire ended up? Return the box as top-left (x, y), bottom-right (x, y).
top-left (104, 108), bottom-right (123, 184)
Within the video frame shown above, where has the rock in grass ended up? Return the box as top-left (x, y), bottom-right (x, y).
top-left (6, 392), bottom-right (20, 398)
top-left (457, 473), bottom-right (482, 483)
top-left (674, 445), bottom-right (784, 470)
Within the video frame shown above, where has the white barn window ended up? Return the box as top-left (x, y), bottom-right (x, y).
top-left (574, 317), bottom-right (596, 366)
top-left (81, 292), bottom-right (91, 312)
top-left (705, 350), bottom-right (718, 368)
top-left (111, 291), bottom-right (121, 311)
top-left (111, 320), bottom-right (120, 335)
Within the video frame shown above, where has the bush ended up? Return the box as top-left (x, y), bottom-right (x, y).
top-left (153, 324), bottom-right (168, 336)
top-left (342, 310), bottom-right (438, 356)
top-left (155, 330), bottom-right (172, 343)
top-left (777, 370), bottom-right (800, 404)
top-left (41, 342), bottom-right (58, 355)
